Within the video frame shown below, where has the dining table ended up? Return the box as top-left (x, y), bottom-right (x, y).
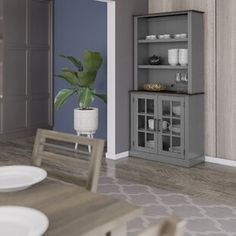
top-left (0, 176), bottom-right (142, 236)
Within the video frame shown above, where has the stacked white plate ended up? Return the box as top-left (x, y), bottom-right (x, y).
top-left (171, 125), bottom-right (181, 134)
top-left (179, 49), bottom-right (188, 66)
top-left (174, 33), bottom-right (187, 39)
top-left (172, 146), bottom-right (181, 153)
top-left (147, 140), bottom-right (155, 148)
top-left (169, 146), bottom-right (181, 153)
top-left (168, 49), bottom-right (179, 66)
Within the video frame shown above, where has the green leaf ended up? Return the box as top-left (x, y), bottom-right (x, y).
top-left (83, 50), bottom-right (103, 71)
top-left (95, 93), bottom-right (107, 103)
top-left (77, 71), bottom-right (97, 87)
top-left (54, 89), bottom-right (75, 110)
top-left (60, 55), bottom-right (83, 71)
top-left (58, 69), bottom-right (79, 86)
top-left (79, 87), bottom-right (95, 109)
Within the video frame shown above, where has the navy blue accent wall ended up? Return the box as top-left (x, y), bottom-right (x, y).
top-left (54, 0), bottom-right (107, 139)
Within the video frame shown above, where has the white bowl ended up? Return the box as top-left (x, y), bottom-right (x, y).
top-left (174, 34), bottom-right (181, 39)
top-left (146, 35), bottom-right (157, 40)
top-left (163, 34), bottom-right (171, 39)
top-left (180, 33), bottom-right (187, 38)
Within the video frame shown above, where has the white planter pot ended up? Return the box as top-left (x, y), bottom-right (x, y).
top-left (74, 107), bottom-right (99, 133)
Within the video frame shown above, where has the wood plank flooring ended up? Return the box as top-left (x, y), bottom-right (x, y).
top-left (0, 137), bottom-right (236, 206)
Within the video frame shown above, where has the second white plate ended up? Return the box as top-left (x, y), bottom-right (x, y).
top-left (0, 165), bottom-right (47, 192)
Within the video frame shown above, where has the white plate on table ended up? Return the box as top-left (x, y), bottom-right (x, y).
top-left (0, 206), bottom-right (49, 236)
top-left (0, 165), bottom-right (47, 192)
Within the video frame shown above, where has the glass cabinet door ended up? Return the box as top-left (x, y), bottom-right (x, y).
top-left (134, 95), bottom-right (158, 153)
top-left (158, 96), bottom-right (185, 159)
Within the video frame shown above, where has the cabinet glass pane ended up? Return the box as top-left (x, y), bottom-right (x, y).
top-left (171, 119), bottom-right (181, 136)
top-left (147, 133), bottom-right (155, 149)
top-left (172, 101), bottom-right (181, 117)
top-left (138, 132), bottom-right (145, 147)
top-left (162, 100), bottom-right (170, 116)
top-left (138, 99), bottom-right (145, 113)
top-left (162, 135), bottom-right (170, 151)
top-left (172, 137), bottom-right (181, 154)
top-left (162, 118), bottom-right (170, 134)
top-left (147, 116), bottom-right (155, 131)
top-left (147, 99), bottom-right (154, 114)
top-left (138, 115), bottom-right (145, 130)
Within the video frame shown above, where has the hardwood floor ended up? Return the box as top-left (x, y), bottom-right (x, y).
top-left (1, 137), bottom-right (236, 206)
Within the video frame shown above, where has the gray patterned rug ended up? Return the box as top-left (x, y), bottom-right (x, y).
top-left (98, 176), bottom-right (236, 236)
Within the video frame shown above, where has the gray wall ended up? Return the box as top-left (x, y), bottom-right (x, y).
top-left (115, 0), bottom-right (148, 153)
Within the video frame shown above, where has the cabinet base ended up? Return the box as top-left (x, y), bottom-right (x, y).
top-left (129, 150), bottom-right (204, 167)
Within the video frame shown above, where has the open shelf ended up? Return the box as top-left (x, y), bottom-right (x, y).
top-left (138, 65), bottom-right (188, 70)
top-left (138, 38), bottom-right (188, 44)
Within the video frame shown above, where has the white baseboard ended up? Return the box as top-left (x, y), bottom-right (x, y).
top-left (105, 153), bottom-right (236, 167)
top-left (106, 151), bottom-right (129, 160)
top-left (205, 156), bottom-right (236, 168)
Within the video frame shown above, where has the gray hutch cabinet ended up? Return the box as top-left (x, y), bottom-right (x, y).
top-left (130, 92), bottom-right (204, 167)
top-left (130, 11), bottom-right (204, 167)
top-left (0, 0), bottom-right (53, 139)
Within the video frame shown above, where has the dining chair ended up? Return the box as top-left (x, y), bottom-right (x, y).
top-left (32, 128), bottom-right (105, 192)
top-left (137, 215), bottom-right (185, 236)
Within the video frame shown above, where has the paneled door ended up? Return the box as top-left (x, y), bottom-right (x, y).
top-left (28, 0), bottom-right (53, 129)
top-left (0, 0), bottom-right (53, 139)
top-left (3, 0), bottom-right (28, 134)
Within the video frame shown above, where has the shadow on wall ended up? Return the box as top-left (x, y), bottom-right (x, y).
top-left (53, 0), bottom-right (107, 139)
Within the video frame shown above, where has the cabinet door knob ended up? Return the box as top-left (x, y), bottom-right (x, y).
top-left (0, 95), bottom-right (3, 99)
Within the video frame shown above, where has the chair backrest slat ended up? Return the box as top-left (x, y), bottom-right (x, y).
top-left (32, 128), bottom-right (105, 192)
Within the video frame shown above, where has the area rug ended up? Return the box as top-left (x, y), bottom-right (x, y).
top-left (98, 176), bottom-right (236, 236)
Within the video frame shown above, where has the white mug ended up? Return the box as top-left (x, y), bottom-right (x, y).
top-left (148, 119), bottom-right (154, 130)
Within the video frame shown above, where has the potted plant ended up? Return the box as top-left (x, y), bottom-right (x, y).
top-left (54, 50), bottom-right (107, 134)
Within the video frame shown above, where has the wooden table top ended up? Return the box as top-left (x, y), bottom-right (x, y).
top-left (0, 178), bottom-right (142, 236)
